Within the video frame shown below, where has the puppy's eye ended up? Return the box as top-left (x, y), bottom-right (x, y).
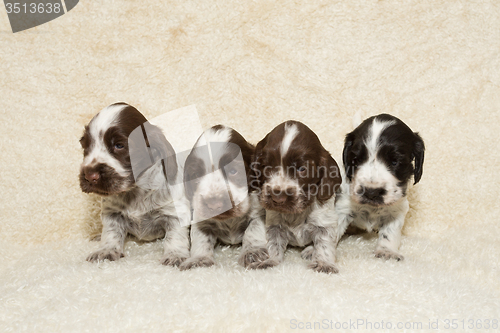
top-left (298, 166), bottom-right (306, 173)
top-left (391, 160), bottom-right (398, 167)
top-left (115, 143), bottom-right (125, 150)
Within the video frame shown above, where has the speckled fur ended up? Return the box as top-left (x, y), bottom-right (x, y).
top-left (87, 159), bottom-right (191, 265)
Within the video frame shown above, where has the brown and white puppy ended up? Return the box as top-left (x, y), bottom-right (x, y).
top-left (250, 121), bottom-right (342, 273)
top-left (180, 125), bottom-right (268, 270)
top-left (79, 102), bottom-right (190, 265)
top-left (336, 114), bottom-right (425, 261)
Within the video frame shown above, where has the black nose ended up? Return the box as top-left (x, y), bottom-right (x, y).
top-left (362, 187), bottom-right (387, 201)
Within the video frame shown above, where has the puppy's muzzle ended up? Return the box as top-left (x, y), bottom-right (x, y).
top-left (267, 186), bottom-right (296, 205)
top-left (81, 165), bottom-right (103, 184)
top-left (358, 186), bottom-right (387, 205)
top-left (83, 170), bottom-right (100, 183)
top-left (203, 195), bottom-right (226, 212)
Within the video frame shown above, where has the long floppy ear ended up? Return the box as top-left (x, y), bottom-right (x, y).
top-left (183, 150), bottom-right (198, 202)
top-left (241, 142), bottom-right (256, 190)
top-left (413, 132), bottom-right (425, 184)
top-left (342, 132), bottom-right (355, 181)
top-left (142, 122), bottom-right (178, 183)
top-left (317, 152), bottom-right (342, 203)
top-left (224, 129), bottom-right (255, 189)
top-left (250, 134), bottom-right (269, 192)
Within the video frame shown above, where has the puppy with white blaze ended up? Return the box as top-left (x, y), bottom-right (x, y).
top-left (250, 121), bottom-right (343, 273)
top-left (180, 125), bottom-right (268, 270)
top-left (336, 114), bottom-right (425, 261)
top-left (79, 103), bottom-right (190, 266)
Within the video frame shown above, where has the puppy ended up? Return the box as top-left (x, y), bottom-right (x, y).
top-left (180, 125), bottom-right (268, 270)
top-left (79, 102), bottom-right (190, 265)
top-left (250, 121), bottom-right (342, 273)
top-left (336, 114), bottom-right (425, 261)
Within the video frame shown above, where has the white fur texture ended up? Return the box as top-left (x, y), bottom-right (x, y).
top-left (281, 122), bottom-right (299, 157)
top-left (1, 0), bottom-right (500, 331)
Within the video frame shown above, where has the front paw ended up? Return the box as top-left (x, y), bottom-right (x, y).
top-left (179, 256), bottom-right (215, 270)
top-left (374, 247), bottom-right (404, 261)
top-left (239, 247), bottom-right (269, 268)
top-left (90, 234), bottom-right (101, 242)
top-left (86, 249), bottom-right (124, 262)
top-left (160, 255), bottom-right (188, 267)
top-left (300, 245), bottom-right (315, 261)
top-left (247, 258), bottom-right (280, 270)
top-left (308, 261), bottom-right (339, 274)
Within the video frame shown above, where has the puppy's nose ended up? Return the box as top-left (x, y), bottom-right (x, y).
top-left (204, 197), bottom-right (223, 211)
top-left (271, 193), bottom-right (287, 204)
top-left (362, 187), bottom-right (386, 201)
top-left (85, 172), bottom-right (100, 183)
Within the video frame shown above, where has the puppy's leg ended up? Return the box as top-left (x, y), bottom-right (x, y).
top-left (239, 217), bottom-right (269, 268)
top-left (87, 213), bottom-right (127, 262)
top-left (374, 201), bottom-right (408, 261)
top-left (309, 225), bottom-right (339, 274)
top-left (160, 218), bottom-right (190, 267)
top-left (375, 220), bottom-right (405, 261)
top-left (252, 223), bottom-right (289, 269)
top-left (179, 224), bottom-right (217, 270)
top-left (301, 245), bottom-right (315, 260)
top-left (301, 207), bottom-right (349, 261)
top-left (334, 192), bottom-right (355, 238)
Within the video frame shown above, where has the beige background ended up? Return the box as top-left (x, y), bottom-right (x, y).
top-left (1, 1), bottom-right (499, 331)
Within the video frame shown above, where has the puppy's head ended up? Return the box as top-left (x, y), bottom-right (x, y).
top-left (79, 103), bottom-right (177, 195)
top-left (342, 113), bottom-right (425, 206)
top-left (184, 125), bottom-right (254, 221)
top-left (253, 121), bottom-right (342, 214)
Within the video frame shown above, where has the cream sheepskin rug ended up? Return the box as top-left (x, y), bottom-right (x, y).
top-left (1, 1), bottom-right (499, 332)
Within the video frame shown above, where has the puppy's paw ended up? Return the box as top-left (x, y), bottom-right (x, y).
top-left (90, 234), bottom-right (101, 242)
top-left (300, 245), bottom-right (315, 261)
top-left (374, 247), bottom-right (404, 261)
top-left (247, 258), bottom-right (280, 270)
top-left (160, 254), bottom-right (188, 267)
top-left (86, 249), bottom-right (124, 262)
top-left (308, 261), bottom-right (339, 274)
top-left (179, 256), bottom-right (215, 270)
top-left (239, 247), bottom-right (269, 268)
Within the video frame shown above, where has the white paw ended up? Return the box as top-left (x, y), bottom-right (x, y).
top-left (179, 256), bottom-right (215, 270)
top-left (247, 258), bottom-right (280, 270)
top-left (86, 249), bottom-right (124, 262)
top-left (239, 247), bottom-right (269, 268)
top-left (300, 245), bottom-right (315, 261)
top-left (374, 247), bottom-right (404, 261)
top-left (308, 260), bottom-right (339, 274)
top-left (160, 254), bottom-right (187, 267)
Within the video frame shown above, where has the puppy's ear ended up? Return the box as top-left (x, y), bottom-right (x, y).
top-left (142, 122), bottom-right (178, 183)
top-left (241, 142), bottom-right (256, 189)
top-left (412, 132), bottom-right (425, 184)
top-left (226, 129), bottom-right (255, 188)
top-left (250, 134), bottom-right (269, 192)
top-left (183, 151), bottom-right (197, 202)
top-left (343, 132), bottom-right (355, 181)
top-left (317, 152), bottom-right (342, 203)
